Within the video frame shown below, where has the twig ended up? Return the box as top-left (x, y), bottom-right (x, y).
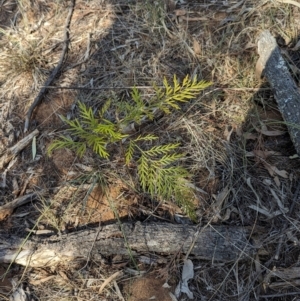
top-left (24, 0), bottom-right (76, 132)
top-left (113, 280), bottom-right (125, 301)
top-left (99, 271), bottom-right (123, 294)
top-left (0, 129), bottom-right (39, 170)
top-left (261, 291), bottom-right (300, 298)
top-left (0, 191), bottom-right (45, 221)
top-left (41, 85), bottom-right (271, 91)
top-left (41, 85), bottom-right (161, 90)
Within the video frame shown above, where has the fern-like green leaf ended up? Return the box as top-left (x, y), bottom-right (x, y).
top-left (94, 121), bottom-right (126, 142)
top-left (154, 75), bottom-right (212, 113)
top-left (84, 134), bottom-right (109, 158)
top-left (137, 155), bottom-right (149, 191)
top-left (62, 117), bottom-right (81, 132)
top-left (158, 153), bottom-right (184, 166)
top-left (125, 140), bottom-right (135, 165)
top-left (131, 86), bottom-right (143, 107)
top-left (47, 136), bottom-right (87, 157)
top-left (134, 134), bottom-right (158, 142)
top-left (75, 142), bottom-right (87, 158)
top-left (119, 99), bottom-right (147, 126)
top-left (143, 143), bottom-right (180, 156)
top-left (153, 83), bottom-right (164, 100)
top-left (100, 100), bottom-right (112, 118)
top-left (47, 136), bottom-right (73, 155)
top-left (78, 101), bottom-right (97, 128)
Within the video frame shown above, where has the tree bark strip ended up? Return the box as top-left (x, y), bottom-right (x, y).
top-left (256, 30), bottom-right (300, 156)
top-left (0, 222), bottom-right (254, 267)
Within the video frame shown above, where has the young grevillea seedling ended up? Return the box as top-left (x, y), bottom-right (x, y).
top-left (48, 75), bottom-right (212, 219)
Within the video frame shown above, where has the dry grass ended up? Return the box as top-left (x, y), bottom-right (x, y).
top-left (1, 0), bottom-right (300, 300)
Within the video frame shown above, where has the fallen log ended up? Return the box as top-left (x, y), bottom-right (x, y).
top-left (0, 222), bottom-right (254, 267)
top-left (256, 30), bottom-right (300, 156)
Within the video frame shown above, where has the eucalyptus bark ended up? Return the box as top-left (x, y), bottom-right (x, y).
top-left (0, 222), bottom-right (254, 267)
top-left (256, 30), bottom-right (300, 156)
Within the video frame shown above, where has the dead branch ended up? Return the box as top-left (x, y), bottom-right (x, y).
top-left (0, 129), bottom-right (39, 170)
top-left (24, 0), bottom-right (76, 132)
top-left (0, 222), bottom-right (255, 267)
top-left (0, 191), bottom-right (45, 221)
top-left (256, 30), bottom-right (300, 156)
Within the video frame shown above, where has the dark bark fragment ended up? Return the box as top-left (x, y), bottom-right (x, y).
top-left (257, 30), bottom-right (300, 156)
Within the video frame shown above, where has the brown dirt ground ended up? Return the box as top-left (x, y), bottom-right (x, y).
top-left (122, 275), bottom-right (174, 301)
top-left (2, 0), bottom-right (300, 300)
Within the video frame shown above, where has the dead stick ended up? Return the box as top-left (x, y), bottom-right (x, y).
top-left (24, 0), bottom-right (76, 133)
top-left (0, 222), bottom-right (254, 267)
top-left (0, 129), bottom-right (39, 170)
top-left (256, 30), bottom-right (300, 156)
top-left (0, 191), bottom-right (45, 221)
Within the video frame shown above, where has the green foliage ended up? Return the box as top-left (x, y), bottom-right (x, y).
top-left (154, 75), bottom-right (212, 113)
top-left (134, 143), bottom-right (196, 219)
top-left (49, 101), bottom-right (127, 158)
top-left (48, 136), bottom-right (87, 157)
top-left (117, 75), bottom-right (212, 129)
top-left (48, 75), bottom-right (212, 219)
